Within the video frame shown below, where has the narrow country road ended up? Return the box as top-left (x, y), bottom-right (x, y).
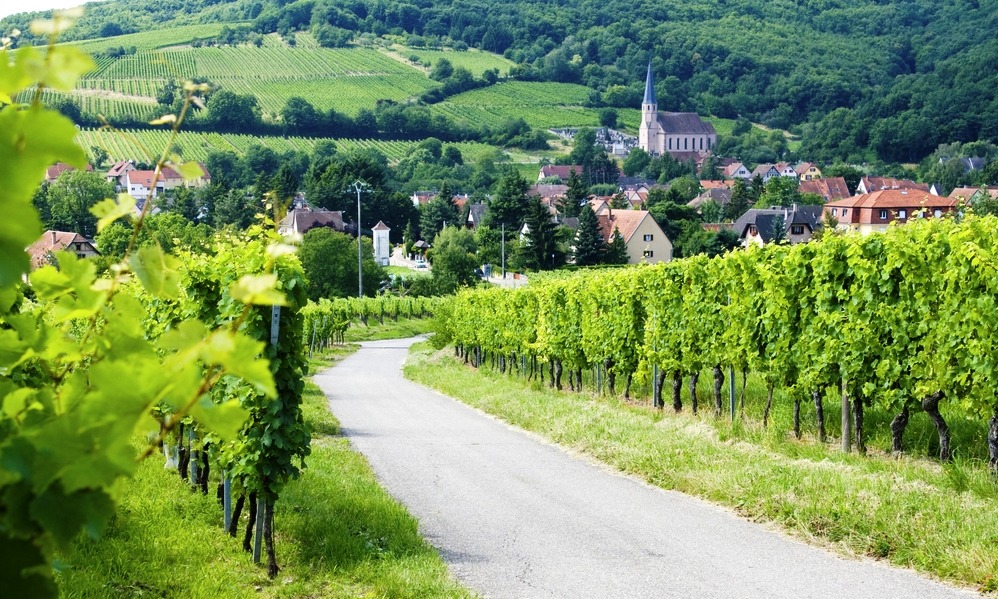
top-left (314, 338), bottom-right (973, 599)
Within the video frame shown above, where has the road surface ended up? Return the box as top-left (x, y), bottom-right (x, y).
top-left (314, 338), bottom-right (973, 599)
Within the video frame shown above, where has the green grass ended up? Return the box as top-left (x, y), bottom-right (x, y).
top-left (56, 345), bottom-right (472, 598)
top-left (404, 344), bottom-right (998, 593)
top-left (343, 315), bottom-right (435, 343)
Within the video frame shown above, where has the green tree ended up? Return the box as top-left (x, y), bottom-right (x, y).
top-left (563, 167), bottom-right (588, 217)
top-left (205, 90), bottom-right (261, 132)
top-left (573, 204), bottom-right (605, 266)
top-left (824, 163), bottom-right (864, 195)
top-left (419, 185), bottom-right (459, 244)
top-left (759, 176), bottom-right (801, 207)
top-left (429, 57), bottom-right (454, 81)
top-left (280, 96), bottom-right (322, 135)
top-left (299, 228), bottom-right (383, 300)
top-left (516, 195), bottom-right (564, 270)
top-left (622, 148), bottom-right (651, 176)
top-left (605, 227), bottom-right (629, 264)
top-left (487, 167), bottom-right (529, 230)
top-left (431, 226), bottom-right (479, 293)
top-left (725, 179), bottom-right (753, 220)
top-left (47, 170), bottom-right (113, 238)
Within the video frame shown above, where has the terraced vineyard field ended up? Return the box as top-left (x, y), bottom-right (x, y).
top-left (431, 81), bottom-right (642, 131)
top-left (75, 128), bottom-right (500, 165)
top-left (45, 32), bottom-right (439, 122)
top-left (393, 46), bottom-right (516, 76)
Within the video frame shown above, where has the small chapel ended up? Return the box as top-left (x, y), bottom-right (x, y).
top-left (638, 63), bottom-right (717, 160)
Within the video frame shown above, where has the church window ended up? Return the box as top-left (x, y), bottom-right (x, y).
top-left (668, 138), bottom-right (672, 150)
top-left (684, 137), bottom-right (688, 150)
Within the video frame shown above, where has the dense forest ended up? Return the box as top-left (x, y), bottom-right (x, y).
top-left (4, 0), bottom-right (996, 163)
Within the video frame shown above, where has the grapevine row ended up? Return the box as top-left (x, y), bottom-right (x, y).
top-left (448, 216), bottom-right (998, 466)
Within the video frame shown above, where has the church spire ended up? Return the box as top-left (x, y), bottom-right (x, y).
top-left (643, 61), bottom-right (656, 106)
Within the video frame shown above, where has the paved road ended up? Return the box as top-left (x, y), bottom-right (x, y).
top-left (314, 338), bottom-right (974, 599)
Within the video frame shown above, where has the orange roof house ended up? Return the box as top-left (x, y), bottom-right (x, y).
top-left (27, 230), bottom-right (99, 269)
top-left (824, 190), bottom-right (959, 235)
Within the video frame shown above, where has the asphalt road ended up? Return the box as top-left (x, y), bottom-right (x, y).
top-left (314, 338), bottom-right (974, 599)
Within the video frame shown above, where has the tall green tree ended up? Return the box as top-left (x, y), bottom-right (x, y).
top-left (487, 167), bottom-right (529, 230)
top-left (725, 179), bottom-right (753, 220)
top-left (431, 226), bottom-right (479, 294)
top-left (605, 227), bottom-right (629, 264)
top-left (573, 204), bottom-right (605, 266)
top-left (563, 168), bottom-right (588, 217)
top-left (516, 195), bottom-right (563, 270)
top-left (419, 184), bottom-right (459, 244)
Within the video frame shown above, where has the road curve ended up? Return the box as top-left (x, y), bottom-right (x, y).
top-left (314, 338), bottom-right (973, 599)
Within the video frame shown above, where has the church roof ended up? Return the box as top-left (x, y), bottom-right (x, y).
top-left (643, 62), bottom-right (656, 105)
top-left (656, 112), bottom-right (717, 136)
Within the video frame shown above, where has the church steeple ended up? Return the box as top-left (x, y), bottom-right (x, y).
top-left (639, 61), bottom-right (661, 155)
top-left (643, 61), bottom-right (656, 108)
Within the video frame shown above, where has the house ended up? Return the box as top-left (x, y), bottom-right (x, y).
top-left (775, 162), bottom-right (798, 178)
top-left (723, 162), bottom-right (752, 179)
top-left (688, 187), bottom-right (732, 212)
top-left (44, 162), bottom-right (93, 183)
top-left (588, 197), bottom-right (610, 216)
top-left (856, 177), bottom-right (931, 195)
top-left (796, 162), bottom-right (822, 181)
top-left (410, 191), bottom-right (436, 207)
top-left (751, 164), bottom-right (781, 183)
top-left (948, 186), bottom-right (998, 203)
top-left (731, 206), bottom-right (823, 247)
top-left (798, 177), bottom-right (851, 202)
top-left (639, 63), bottom-right (716, 159)
top-left (700, 179), bottom-right (735, 190)
top-left (106, 160), bottom-right (136, 189)
top-left (124, 168), bottom-right (187, 201)
top-left (278, 207), bottom-right (345, 236)
top-left (824, 190), bottom-right (959, 235)
top-left (528, 184), bottom-right (569, 204)
top-left (538, 165), bottom-right (583, 181)
top-left (466, 203), bottom-right (487, 229)
top-left (28, 230), bottom-right (99, 269)
top-left (596, 208), bottom-right (672, 264)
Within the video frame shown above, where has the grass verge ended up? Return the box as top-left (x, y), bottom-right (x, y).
top-left (57, 345), bottom-right (473, 599)
top-left (404, 343), bottom-right (998, 593)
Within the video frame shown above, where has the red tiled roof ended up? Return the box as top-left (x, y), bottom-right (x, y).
top-left (700, 180), bottom-right (734, 189)
top-left (539, 165), bottom-right (583, 180)
top-left (27, 230), bottom-right (96, 269)
top-left (596, 209), bottom-right (650, 244)
top-left (799, 177), bottom-right (850, 201)
top-left (859, 177), bottom-right (929, 193)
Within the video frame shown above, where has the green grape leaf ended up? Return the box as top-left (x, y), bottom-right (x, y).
top-left (174, 160), bottom-right (205, 181)
top-left (0, 46), bottom-right (42, 98)
top-left (91, 193), bottom-right (136, 233)
top-left (189, 396), bottom-right (247, 441)
top-left (230, 274), bottom-right (287, 306)
top-left (0, 534), bottom-right (57, 598)
top-left (41, 45), bottom-right (94, 91)
top-left (29, 485), bottom-right (114, 550)
top-left (28, 265), bottom-right (71, 300)
top-left (128, 244), bottom-right (181, 299)
top-left (202, 330), bottom-right (276, 397)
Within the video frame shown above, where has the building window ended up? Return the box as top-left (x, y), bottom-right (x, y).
top-left (748, 225), bottom-right (758, 235)
top-left (643, 250), bottom-right (654, 258)
top-left (684, 137), bottom-right (688, 150)
top-left (843, 209), bottom-right (848, 216)
top-left (831, 208), bottom-right (837, 216)
top-left (879, 209), bottom-right (888, 220)
top-left (643, 234), bottom-right (653, 241)
top-left (790, 225), bottom-right (804, 235)
top-left (899, 209), bottom-right (907, 219)
top-left (934, 209), bottom-right (943, 218)
top-left (668, 138), bottom-right (672, 150)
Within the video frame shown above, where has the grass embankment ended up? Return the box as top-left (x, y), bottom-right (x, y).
top-left (57, 338), bottom-right (471, 598)
top-left (404, 344), bottom-right (998, 593)
top-left (343, 315), bottom-right (435, 343)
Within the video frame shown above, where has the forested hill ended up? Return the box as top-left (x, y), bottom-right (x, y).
top-left (4, 0), bottom-right (996, 164)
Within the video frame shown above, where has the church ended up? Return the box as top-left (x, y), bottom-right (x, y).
top-left (638, 63), bottom-right (717, 159)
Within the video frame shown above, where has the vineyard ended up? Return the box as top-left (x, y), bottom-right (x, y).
top-left (430, 81), bottom-right (642, 131)
top-left (75, 127), bottom-right (500, 164)
top-left (64, 22), bottom-right (232, 54)
top-left (394, 45), bottom-right (517, 76)
top-left (302, 295), bottom-right (443, 352)
top-left (447, 216), bottom-right (998, 467)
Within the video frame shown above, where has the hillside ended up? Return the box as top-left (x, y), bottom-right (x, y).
top-left (4, 0), bottom-right (995, 163)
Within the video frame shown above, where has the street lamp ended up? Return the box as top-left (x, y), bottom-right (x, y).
top-left (347, 180), bottom-right (370, 298)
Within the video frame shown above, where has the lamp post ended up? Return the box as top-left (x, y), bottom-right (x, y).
top-left (348, 180), bottom-right (369, 298)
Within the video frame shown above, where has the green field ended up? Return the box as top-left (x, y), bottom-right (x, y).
top-left (394, 45), bottom-right (517, 76)
top-left (76, 127), bottom-right (502, 165)
top-left (431, 81), bottom-right (642, 132)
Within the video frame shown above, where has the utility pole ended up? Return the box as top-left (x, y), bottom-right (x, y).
top-left (501, 222), bottom-right (506, 278)
top-left (348, 180), bottom-right (369, 298)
